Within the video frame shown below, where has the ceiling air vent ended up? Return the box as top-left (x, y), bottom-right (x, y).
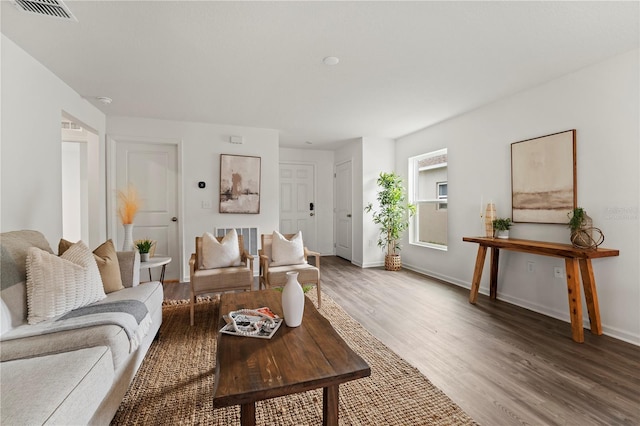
top-left (12, 0), bottom-right (77, 22)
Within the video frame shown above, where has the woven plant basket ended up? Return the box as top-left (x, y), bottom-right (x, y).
top-left (385, 254), bottom-right (402, 271)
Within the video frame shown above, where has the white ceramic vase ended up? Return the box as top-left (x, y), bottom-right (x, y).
top-left (122, 223), bottom-right (134, 251)
top-left (282, 271), bottom-right (304, 327)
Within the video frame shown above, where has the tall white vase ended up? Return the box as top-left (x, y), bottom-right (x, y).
top-left (122, 223), bottom-right (134, 251)
top-left (282, 271), bottom-right (304, 327)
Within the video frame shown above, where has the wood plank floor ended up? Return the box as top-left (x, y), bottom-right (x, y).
top-left (163, 256), bottom-right (640, 426)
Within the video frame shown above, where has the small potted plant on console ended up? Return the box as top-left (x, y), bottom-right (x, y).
top-left (492, 218), bottom-right (512, 239)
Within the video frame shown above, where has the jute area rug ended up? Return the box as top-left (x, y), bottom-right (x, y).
top-left (111, 291), bottom-right (477, 425)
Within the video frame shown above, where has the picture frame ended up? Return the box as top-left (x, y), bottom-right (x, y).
top-left (511, 130), bottom-right (576, 224)
top-left (219, 154), bottom-right (261, 214)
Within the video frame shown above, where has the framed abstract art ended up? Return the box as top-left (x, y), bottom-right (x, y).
top-left (511, 130), bottom-right (576, 224)
top-left (219, 154), bottom-right (261, 214)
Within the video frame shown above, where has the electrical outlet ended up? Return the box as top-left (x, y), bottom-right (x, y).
top-left (201, 200), bottom-right (212, 209)
top-left (554, 267), bottom-right (565, 278)
top-left (527, 261), bottom-right (535, 273)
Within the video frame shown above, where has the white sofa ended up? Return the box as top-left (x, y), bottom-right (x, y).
top-left (0, 230), bottom-right (163, 425)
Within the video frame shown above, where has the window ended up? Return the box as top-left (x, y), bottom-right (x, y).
top-left (437, 181), bottom-right (448, 210)
top-left (408, 149), bottom-right (448, 250)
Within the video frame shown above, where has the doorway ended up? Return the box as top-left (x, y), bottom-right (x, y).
top-left (334, 160), bottom-right (352, 261)
top-left (61, 115), bottom-right (98, 245)
top-left (279, 162), bottom-right (317, 251)
top-left (109, 136), bottom-right (182, 282)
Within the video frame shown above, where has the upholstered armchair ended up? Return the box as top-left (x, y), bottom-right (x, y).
top-left (259, 231), bottom-right (321, 308)
top-left (189, 231), bottom-right (254, 325)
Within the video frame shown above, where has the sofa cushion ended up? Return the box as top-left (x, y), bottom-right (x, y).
top-left (59, 239), bottom-right (125, 294)
top-left (1, 346), bottom-right (113, 425)
top-left (201, 229), bottom-right (242, 269)
top-left (26, 242), bottom-right (106, 324)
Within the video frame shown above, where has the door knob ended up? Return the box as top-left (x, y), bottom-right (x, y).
top-left (310, 212), bottom-right (315, 217)
top-left (171, 217), bottom-right (178, 222)
top-left (347, 214), bottom-right (352, 218)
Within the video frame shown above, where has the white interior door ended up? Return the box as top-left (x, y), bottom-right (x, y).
top-left (114, 140), bottom-right (180, 282)
top-left (335, 160), bottom-right (352, 260)
top-left (279, 163), bottom-right (317, 251)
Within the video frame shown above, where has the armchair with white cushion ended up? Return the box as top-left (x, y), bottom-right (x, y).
top-left (259, 231), bottom-right (321, 308)
top-left (189, 229), bottom-right (254, 325)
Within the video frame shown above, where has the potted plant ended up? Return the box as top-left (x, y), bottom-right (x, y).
top-left (135, 239), bottom-right (154, 262)
top-left (492, 218), bottom-right (512, 239)
top-left (365, 172), bottom-right (416, 271)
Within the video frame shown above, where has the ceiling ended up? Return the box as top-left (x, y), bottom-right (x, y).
top-left (2, 1), bottom-right (638, 149)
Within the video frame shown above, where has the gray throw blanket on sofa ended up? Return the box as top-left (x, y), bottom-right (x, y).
top-left (1, 300), bottom-right (152, 353)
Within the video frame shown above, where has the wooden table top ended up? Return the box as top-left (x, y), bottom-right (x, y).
top-left (462, 237), bottom-right (619, 259)
top-left (212, 290), bottom-right (371, 408)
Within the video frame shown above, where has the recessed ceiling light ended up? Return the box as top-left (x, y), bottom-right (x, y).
top-left (322, 56), bottom-right (340, 66)
top-left (96, 96), bottom-right (112, 105)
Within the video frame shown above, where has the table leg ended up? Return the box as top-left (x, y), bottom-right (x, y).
top-left (240, 402), bottom-right (256, 426)
top-left (148, 269), bottom-right (152, 282)
top-left (469, 245), bottom-right (488, 304)
top-left (490, 248), bottom-right (499, 300)
top-left (564, 258), bottom-right (584, 343)
top-left (579, 259), bottom-right (602, 335)
top-left (160, 265), bottom-right (166, 285)
top-left (323, 385), bottom-right (339, 426)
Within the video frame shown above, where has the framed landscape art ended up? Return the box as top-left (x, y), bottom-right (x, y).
top-left (219, 154), bottom-right (261, 214)
top-left (511, 130), bottom-right (576, 224)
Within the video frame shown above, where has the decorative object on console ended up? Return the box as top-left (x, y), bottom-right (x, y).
top-left (135, 239), bottom-right (155, 262)
top-left (365, 172), bottom-right (416, 271)
top-left (281, 271), bottom-right (304, 327)
top-left (117, 184), bottom-right (140, 250)
top-left (219, 154), bottom-right (261, 214)
top-left (484, 202), bottom-right (496, 237)
top-left (511, 130), bottom-right (576, 224)
top-left (492, 218), bottom-right (512, 239)
top-left (567, 207), bottom-right (604, 249)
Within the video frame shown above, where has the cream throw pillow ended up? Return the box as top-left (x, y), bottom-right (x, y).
top-left (202, 229), bottom-right (242, 269)
top-left (26, 241), bottom-right (106, 324)
top-left (271, 231), bottom-right (306, 266)
top-left (59, 239), bottom-right (124, 294)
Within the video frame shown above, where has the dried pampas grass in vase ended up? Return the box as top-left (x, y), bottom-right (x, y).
top-left (118, 185), bottom-right (141, 250)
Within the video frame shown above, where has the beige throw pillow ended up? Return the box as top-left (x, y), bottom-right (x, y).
top-left (202, 229), bottom-right (242, 269)
top-left (59, 239), bottom-right (124, 294)
top-left (26, 241), bottom-right (106, 324)
top-left (271, 231), bottom-right (306, 266)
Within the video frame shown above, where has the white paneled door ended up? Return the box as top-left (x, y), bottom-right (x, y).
top-left (114, 140), bottom-right (180, 282)
top-left (335, 160), bottom-right (352, 260)
top-left (279, 163), bottom-right (317, 251)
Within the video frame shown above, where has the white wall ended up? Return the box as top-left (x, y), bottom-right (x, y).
top-left (1, 35), bottom-right (106, 246)
top-left (279, 148), bottom-right (335, 255)
top-left (361, 137), bottom-right (396, 267)
top-left (396, 49), bottom-right (640, 344)
top-left (107, 116), bottom-right (280, 281)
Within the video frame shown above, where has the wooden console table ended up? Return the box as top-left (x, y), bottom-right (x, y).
top-left (463, 237), bottom-right (619, 343)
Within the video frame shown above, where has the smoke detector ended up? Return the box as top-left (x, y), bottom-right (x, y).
top-left (12, 0), bottom-right (78, 22)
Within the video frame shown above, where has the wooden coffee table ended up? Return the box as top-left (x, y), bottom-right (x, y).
top-left (213, 290), bottom-right (371, 426)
